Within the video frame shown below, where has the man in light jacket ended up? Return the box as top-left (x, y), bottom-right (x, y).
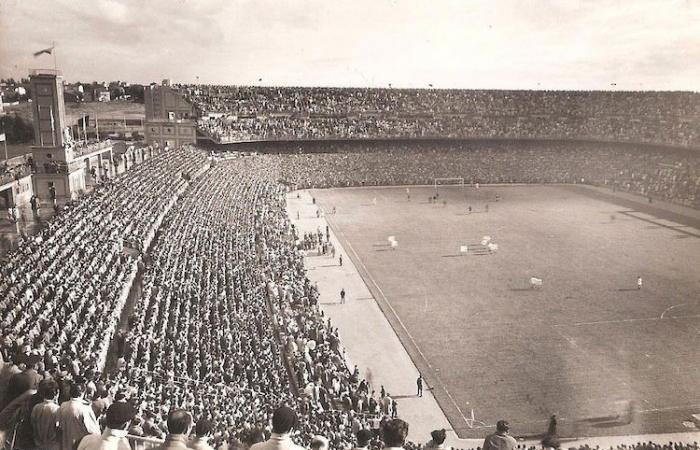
top-left (57, 381), bottom-right (101, 450)
top-left (77, 402), bottom-right (137, 450)
top-left (482, 420), bottom-right (517, 450)
top-left (156, 409), bottom-right (195, 450)
top-left (249, 406), bottom-right (305, 450)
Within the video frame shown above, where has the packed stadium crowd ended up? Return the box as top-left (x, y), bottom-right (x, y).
top-left (0, 151), bottom-right (410, 450)
top-left (256, 141), bottom-right (700, 209)
top-left (186, 87), bottom-right (700, 147)
top-left (1, 142), bottom-right (699, 450)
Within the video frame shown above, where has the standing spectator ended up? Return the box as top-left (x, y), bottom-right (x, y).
top-left (57, 381), bottom-right (101, 450)
top-left (310, 436), bottom-right (329, 450)
top-left (0, 370), bottom-right (40, 450)
top-left (416, 374), bottom-right (423, 397)
top-left (380, 419), bottom-right (409, 450)
top-left (541, 415), bottom-right (559, 450)
top-left (77, 402), bottom-right (137, 450)
top-left (190, 419), bottom-right (215, 450)
top-left (249, 406), bottom-right (305, 450)
top-left (353, 429), bottom-right (372, 450)
top-left (31, 379), bottom-right (61, 450)
top-left (482, 420), bottom-right (517, 450)
top-left (157, 409), bottom-right (194, 450)
top-left (425, 429), bottom-right (448, 450)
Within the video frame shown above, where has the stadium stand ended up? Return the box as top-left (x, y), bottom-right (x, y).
top-left (0, 139), bottom-right (699, 449)
top-left (255, 141), bottom-right (700, 209)
top-left (186, 87), bottom-right (700, 148)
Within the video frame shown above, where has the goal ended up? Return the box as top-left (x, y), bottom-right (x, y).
top-left (434, 177), bottom-right (465, 193)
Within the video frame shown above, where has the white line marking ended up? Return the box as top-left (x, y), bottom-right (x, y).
top-left (552, 313), bottom-right (700, 328)
top-left (328, 214), bottom-right (474, 429)
top-left (660, 303), bottom-right (686, 319)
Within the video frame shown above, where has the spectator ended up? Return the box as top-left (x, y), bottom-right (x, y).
top-left (31, 378), bottom-right (61, 450)
top-left (482, 420), bottom-right (517, 450)
top-left (425, 429), bottom-right (448, 450)
top-left (310, 435), bottom-right (329, 450)
top-left (190, 419), bottom-right (216, 450)
top-left (158, 409), bottom-right (194, 450)
top-left (77, 402), bottom-right (137, 450)
top-left (250, 406), bottom-right (305, 450)
top-left (354, 429), bottom-right (373, 450)
top-left (57, 381), bottom-right (101, 450)
top-left (381, 419), bottom-right (409, 450)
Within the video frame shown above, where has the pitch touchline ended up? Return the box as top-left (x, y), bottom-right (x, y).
top-left (325, 213), bottom-right (474, 429)
top-left (552, 313), bottom-right (700, 328)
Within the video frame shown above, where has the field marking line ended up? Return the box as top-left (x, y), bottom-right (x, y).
top-left (552, 326), bottom-right (631, 392)
top-left (660, 303), bottom-right (686, 319)
top-left (552, 313), bottom-right (700, 328)
top-left (618, 211), bottom-right (700, 238)
top-left (325, 212), bottom-right (475, 430)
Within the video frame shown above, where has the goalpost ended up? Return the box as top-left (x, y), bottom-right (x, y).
top-left (434, 177), bottom-right (465, 194)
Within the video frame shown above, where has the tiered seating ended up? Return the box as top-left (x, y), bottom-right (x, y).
top-left (186, 86), bottom-right (700, 147)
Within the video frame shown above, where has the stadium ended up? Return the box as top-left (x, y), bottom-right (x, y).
top-left (1, 2), bottom-right (700, 450)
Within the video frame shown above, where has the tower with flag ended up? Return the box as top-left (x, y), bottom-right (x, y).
top-left (29, 68), bottom-right (114, 202)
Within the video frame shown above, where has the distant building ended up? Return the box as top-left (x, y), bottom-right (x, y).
top-left (96, 87), bottom-right (110, 102)
top-left (143, 82), bottom-right (196, 148)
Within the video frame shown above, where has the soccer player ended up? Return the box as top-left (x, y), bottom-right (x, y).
top-left (637, 276), bottom-right (643, 290)
top-left (340, 288), bottom-right (346, 304)
top-left (468, 206), bottom-right (472, 214)
top-left (406, 187), bottom-right (411, 201)
top-left (416, 374), bottom-right (423, 397)
top-left (485, 203), bottom-right (489, 213)
top-left (339, 254), bottom-right (343, 266)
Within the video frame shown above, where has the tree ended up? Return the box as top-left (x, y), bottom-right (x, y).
top-left (0, 114), bottom-right (34, 144)
top-left (126, 84), bottom-right (145, 103)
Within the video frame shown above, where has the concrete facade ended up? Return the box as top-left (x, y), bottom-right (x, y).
top-left (144, 84), bottom-right (196, 148)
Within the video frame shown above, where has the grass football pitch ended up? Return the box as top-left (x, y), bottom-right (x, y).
top-left (311, 184), bottom-right (700, 439)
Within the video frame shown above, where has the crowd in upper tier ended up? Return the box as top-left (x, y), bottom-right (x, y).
top-left (184, 86), bottom-right (700, 147)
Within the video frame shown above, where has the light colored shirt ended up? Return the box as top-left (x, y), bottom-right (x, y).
top-left (190, 436), bottom-right (215, 450)
top-left (482, 432), bottom-right (517, 450)
top-left (77, 428), bottom-right (130, 450)
top-left (249, 433), bottom-right (307, 450)
top-left (156, 434), bottom-right (195, 450)
top-left (31, 399), bottom-right (60, 450)
top-left (57, 398), bottom-right (101, 450)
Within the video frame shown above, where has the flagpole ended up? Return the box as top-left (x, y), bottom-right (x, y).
top-left (53, 41), bottom-right (57, 71)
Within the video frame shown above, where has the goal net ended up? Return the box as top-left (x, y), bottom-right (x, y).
top-left (434, 177), bottom-right (465, 192)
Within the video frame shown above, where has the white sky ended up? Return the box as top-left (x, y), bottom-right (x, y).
top-left (1, 0), bottom-right (699, 90)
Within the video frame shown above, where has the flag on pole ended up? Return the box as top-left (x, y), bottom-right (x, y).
top-left (33, 46), bottom-right (54, 57)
